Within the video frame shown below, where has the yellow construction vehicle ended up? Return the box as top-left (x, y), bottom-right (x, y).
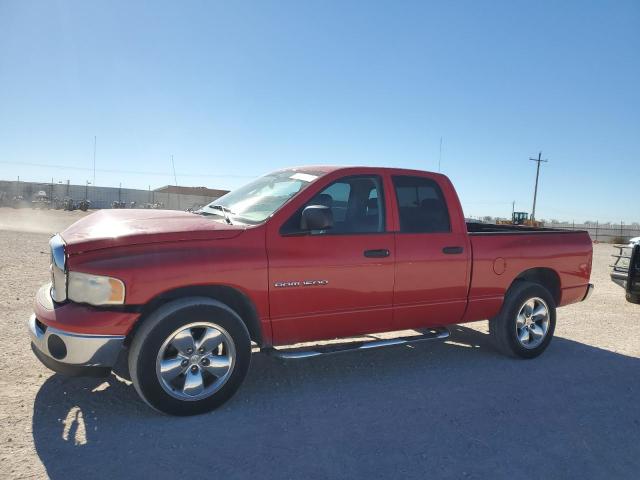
top-left (496, 211), bottom-right (542, 227)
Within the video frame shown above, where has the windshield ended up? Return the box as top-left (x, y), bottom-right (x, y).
top-left (199, 169), bottom-right (325, 224)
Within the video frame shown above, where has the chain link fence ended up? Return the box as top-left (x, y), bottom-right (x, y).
top-left (542, 222), bottom-right (640, 243)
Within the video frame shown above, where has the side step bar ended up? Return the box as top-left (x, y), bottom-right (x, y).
top-left (262, 327), bottom-right (450, 360)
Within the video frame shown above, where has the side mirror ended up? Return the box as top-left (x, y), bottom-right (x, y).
top-left (301, 205), bottom-right (333, 232)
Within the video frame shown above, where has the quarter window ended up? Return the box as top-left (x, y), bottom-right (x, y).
top-left (393, 176), bottom-right (451, 233)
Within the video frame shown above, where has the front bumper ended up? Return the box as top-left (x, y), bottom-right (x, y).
top-left (28, 314), bottom-right (124, 371)
top-left (29, 284), bottom-right (128, 377)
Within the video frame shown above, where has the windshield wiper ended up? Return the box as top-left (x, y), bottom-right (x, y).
top-left (206, 205), bottom-right (235, 225)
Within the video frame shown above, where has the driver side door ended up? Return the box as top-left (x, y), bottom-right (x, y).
top-left (266, 174), bottom-right (395, 345)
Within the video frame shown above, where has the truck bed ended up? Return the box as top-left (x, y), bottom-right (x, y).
top-left (466, 222), bottom-right (587, 235)
top-left (462, 222), bottom-right (593, 322)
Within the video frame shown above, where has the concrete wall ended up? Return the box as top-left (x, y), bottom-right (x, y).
top-left (0, 180), bottom-right (221, 210)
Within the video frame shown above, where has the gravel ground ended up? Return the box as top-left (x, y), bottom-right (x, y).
top-left (0, 207), bottom-right (639, 479)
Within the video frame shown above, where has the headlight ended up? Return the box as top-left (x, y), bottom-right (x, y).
top-left (50, 234), bottom-right (67, 302)
top-left (67, 272), bottom-right (126, 306)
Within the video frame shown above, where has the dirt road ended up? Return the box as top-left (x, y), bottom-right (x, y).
top-left (1, 208), bottom-right (639, 479)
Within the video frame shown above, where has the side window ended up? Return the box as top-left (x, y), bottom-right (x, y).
top-left (281, 175), bottom-right (385, 234)
top-left (321, 181), bottom-right (350, 222)
top-left (393, 176), bottom-right (451, 233)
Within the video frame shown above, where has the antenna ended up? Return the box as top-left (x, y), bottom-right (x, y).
top-left (529, 151), bottom-right (548, 222)
top-left (438, 137), bottom-right (443, 172)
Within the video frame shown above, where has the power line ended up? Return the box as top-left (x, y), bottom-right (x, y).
top-left (529, 151), bottom-right (548, 222)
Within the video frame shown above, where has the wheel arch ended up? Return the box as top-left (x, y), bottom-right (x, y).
top-left (510, 267), bottom-right (561, 305)
top-left (126, 285), bottom-right (264, 347)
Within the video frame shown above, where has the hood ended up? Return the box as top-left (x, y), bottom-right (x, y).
top-left (60, 209), bottom-right (245, 254)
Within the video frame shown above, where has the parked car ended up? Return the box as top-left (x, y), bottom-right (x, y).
top-left (29, 166), bottom-right (593, 415)
top-left (611, 243), bottom-right (640, 304)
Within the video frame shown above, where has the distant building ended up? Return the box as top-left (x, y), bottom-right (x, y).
top-left (154, 185), bottom-right (229, 198)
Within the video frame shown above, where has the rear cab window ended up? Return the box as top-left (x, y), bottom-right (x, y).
top-left (392, 175), bottom-right (451, 233)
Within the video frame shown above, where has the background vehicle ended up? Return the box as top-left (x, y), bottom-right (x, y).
top-left (62, 198), bottom-right (75, 211)
top-left (611, 244), bottom-right (640, 304)
top-left (496, 211), bottom-right (542, 227)
top-left (77, 199), bottom-right (90, 211)
top-left (12, 195), bottom-right (29, 208)
top-left (29, 166), bottom-right (593, 415)
top-left (32, 190), bottom-right (50, 209)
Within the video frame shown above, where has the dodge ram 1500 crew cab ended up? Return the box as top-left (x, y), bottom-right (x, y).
top-left (29, 166), bottom-right (594, 415)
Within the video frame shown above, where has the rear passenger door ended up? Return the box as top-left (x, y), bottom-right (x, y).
top-left (392, 175), bottom-right (470, 329)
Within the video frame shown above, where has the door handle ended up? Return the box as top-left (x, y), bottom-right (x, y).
top-left (364, 249), bottom-right (390, 258)
top-left (442, 246), bottom-right (464, 254)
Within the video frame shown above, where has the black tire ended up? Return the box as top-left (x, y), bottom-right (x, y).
top-left (626, 292), bottom-right (640, 304)
top-left (128, 297), bottom-right (251, 416)
top-left (489, 281), bottom-right (556, 359)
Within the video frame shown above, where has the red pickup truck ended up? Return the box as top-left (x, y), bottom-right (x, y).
top-left (29, 166), bottom-right (593, 415)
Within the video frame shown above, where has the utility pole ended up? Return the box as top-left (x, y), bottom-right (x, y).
top-left (529, 151), bottom-right (548, 222)
top-left (171, 155), bottom-right (178, 186)
top-left (171, 155), bottom-right (179, 210)
top-left (512, 200), bottom-right (515, 219)
top-left (93, 136), bottom-right (97, 186)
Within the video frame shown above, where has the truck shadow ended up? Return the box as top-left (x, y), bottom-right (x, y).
top-left (32, 326), bottom-right (640, 479)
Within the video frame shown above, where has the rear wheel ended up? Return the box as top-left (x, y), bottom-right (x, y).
top-left (129, 297), bottom-right (251, 415)
top-left (489, 281), bottom-right (556, 359)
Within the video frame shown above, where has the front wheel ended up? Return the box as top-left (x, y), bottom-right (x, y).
top-left (489, 281), bottom-right (556, 359)
top-left (128, 297), bottom-right (251, 416)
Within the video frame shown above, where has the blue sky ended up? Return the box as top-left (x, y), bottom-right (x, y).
top-left (1, 0), bottom-right (638, 222)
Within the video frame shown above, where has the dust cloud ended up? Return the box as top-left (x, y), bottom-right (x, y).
top-left (0, 207), bottom-right (90, 235)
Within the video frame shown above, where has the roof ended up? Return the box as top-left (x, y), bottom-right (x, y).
top-left (154, 185), bottom-right (229, 197)
top-left (282, 165), bottom-right (444, 179)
